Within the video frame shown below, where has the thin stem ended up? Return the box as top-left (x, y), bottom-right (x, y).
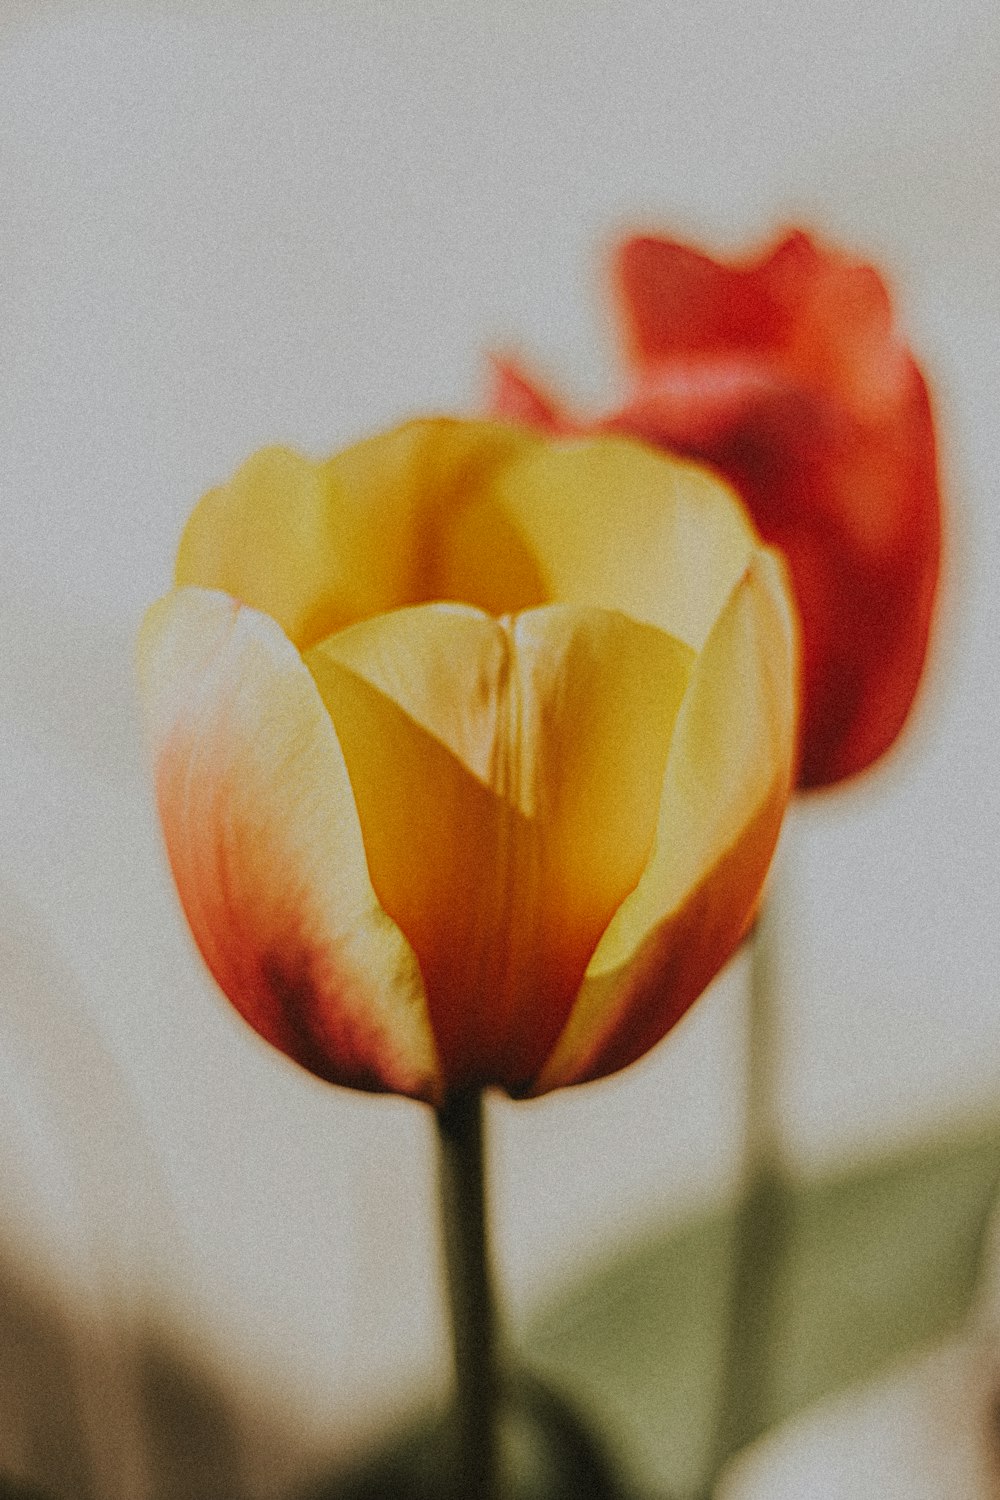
top-left (435, 1088), bottom-right (501, 1500)
top-left (712, 888), bottom-right (793, 1475)
top-left (745, 893), bottom-right (785, 1177)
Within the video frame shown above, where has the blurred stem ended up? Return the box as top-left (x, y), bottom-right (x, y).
top-left (712, 889), bottom-right (793, 1477)
top-left (745, 890), bottom-right (785, 1177)
top-left (436, 1088), bottom-right (501, 1500)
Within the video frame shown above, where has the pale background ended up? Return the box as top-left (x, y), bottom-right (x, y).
top-left (1, 1), bottom-right (999, 1493)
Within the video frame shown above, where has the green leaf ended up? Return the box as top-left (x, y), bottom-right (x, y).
top-left (523, 1123), bottom-right (1000, 1499)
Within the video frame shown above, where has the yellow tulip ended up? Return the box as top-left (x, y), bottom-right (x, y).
top-left (139, 419), bottom-right (797, 1105)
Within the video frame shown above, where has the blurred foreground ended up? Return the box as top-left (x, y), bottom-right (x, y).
top-left (0, 955), bottom-right (997, 1500)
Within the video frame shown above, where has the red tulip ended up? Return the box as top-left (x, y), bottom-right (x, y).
top-left (490, 230), bottom-right (941, 789)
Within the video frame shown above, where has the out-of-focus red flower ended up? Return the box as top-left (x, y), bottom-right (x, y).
top-left (489, 230), bottom-right (941, 789)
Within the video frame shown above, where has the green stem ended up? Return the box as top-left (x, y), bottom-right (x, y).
top-left (745, 893), bottom-right (785, 1176)
top-left (712, 892), bottom-right (792, 1475)
top-left (436, 1088), bottom-right (501, 1500)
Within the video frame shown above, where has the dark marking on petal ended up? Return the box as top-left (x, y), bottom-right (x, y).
top-left (258, 945), bottom-right (392, 1095)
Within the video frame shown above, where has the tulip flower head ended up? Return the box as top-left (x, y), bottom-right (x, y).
top-left (140, 421), bottom-right (797, 1104)
top-left (490, 230), bottom-right (941, 789)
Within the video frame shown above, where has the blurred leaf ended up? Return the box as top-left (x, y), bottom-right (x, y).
top-left (523, 1123), bottom-right (1000, 1498)
top-left (296, 1369), bottom-right (631, 1499)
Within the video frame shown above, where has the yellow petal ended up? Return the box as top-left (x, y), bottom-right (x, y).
top-left (175, 420), bottom-right (547, 650)
top-left (174, 422), bottom-right (753, 658)
top-left (138, 587), bottom-right (440, 1101)
top-left (491, 435), bottom-right (758, 648)
top-left (305, 602), bottom-right (693, 1093)
top-left (536, 548), bottom-right (797, 1093)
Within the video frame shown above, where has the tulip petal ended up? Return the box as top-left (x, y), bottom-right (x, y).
top-left (492, 436), bottom-right (757, 650)
top-left (616, 230), bottom-right (899, 411)
top-left (616, 234), bottom-right (782, 369)
top-left (138, 587), bottom-right (440, 1100)
top-left (305, 602), bottom-right (693, 1093)
top-left (536, 548), bottom-right (797, 1093)
top-left (487, 354), bottom-right (567, 432)
top-left (759, 231), bottom-right (900, 417)
top-left (175, 421), bottom-right (549, 649)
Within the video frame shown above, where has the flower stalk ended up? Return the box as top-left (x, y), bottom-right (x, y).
top-left (713, 891), bottom-right (792, 1475)
top-left (436, 1088), bottom-right (501, 1500)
